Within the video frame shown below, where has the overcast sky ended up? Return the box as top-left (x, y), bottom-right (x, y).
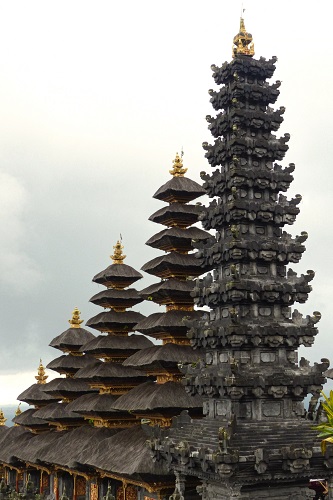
top-left (0, 0), bottom-right (332, 404)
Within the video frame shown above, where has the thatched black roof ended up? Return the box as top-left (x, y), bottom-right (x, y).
top-left (86, 310), bottom-right (145, 333)
top-left (153, 176), bottom-right (206, 203)
top-left (146, 227), bottom-right (210, 252)
top-left (135, 310), bottom-right (202, 338)
top-left (0, 425), bottom-right (33, 465)
top-left (123, 344), bottom-right (203, 371)
top-left (66, 393), bottom-right (119, 416)
top-left (80, 333), bottom-right (153, 356)
top-left (37, 425), bottom-right (118, 469)
top-left (112, 381), bottom-right (203, 412)
top-left (17, 383), bottom-right (60, 406)
top-left (93, 263), bottom-right (142, 289)
top-left (74, 359), bottom-right (147, 382)
top-left (14, 430), bottom-right (64, 464)
top-left (42, 377), bottom-right (98, 398)
top-left (33, 402), bottom-right (84, 423)
top-left (140, 278), bottom-right (195, 305)
top-left (46, 353), bottom-right (95, 376)
top-left (141, 251), bottom-right (204, 279)
top-left (89, 288), bottom-right (143, 309)
top-left (149, 202), bottom-right (203, 228)
top-left (49, 327), bottom-right (95, 352)
top-left (81, 426), bottom-right (170, 478)
top-left (12, 408), bottom-right (49, 429)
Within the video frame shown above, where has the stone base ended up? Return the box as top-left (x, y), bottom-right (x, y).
top-left (199, 482), bottom-right (314, 499)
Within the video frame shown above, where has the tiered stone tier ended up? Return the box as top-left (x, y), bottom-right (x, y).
top-left (72, 241), bottom-right (153, 428)
top-left (114, 154), bottom-right (210, 427)
top-left (150, 20), bottom-right (330, 499)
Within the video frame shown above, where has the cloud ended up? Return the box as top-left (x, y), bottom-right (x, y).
top-left (0, 171), bottom-right (42, 292)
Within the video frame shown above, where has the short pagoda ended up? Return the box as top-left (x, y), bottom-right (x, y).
top-left (150, 18), bottom-right (330, 499)
top-left (72, 240), bottom-right (153, 430)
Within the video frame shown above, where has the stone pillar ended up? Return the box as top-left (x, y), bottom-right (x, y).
top-left (174, 472), bottom-right (185, 497)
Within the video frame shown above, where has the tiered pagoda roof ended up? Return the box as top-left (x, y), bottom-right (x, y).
top-left (114, 154), bottom-right (210, 427)
top-left (150, 18), bottom-right (330, 499)
top-left (72, 241), bottom-right (153, 428)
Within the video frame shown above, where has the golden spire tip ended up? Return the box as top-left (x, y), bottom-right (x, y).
top-left (68, 307), bottom-right (84, 329)
top-left (35, 359), bottom-right (48, 384)
top-left (169, 152), bottom-right (188, 177)
top-left (110, 240), bottom-right (126, 264)
top-left (232, 15), bottom-right (255, 58)
top-left (0, 409), bottom-right (7, 426)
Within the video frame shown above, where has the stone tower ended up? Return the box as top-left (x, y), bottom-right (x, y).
top-left (150, 18), bottom-right (331, 500)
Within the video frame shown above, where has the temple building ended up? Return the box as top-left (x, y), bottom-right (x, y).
top-left (149, 18), bottom-right (331, 500)
top-left (0, 14), bottom-right (331, 500)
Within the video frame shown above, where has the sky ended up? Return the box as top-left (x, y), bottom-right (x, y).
top-left (0, 0), bottom-right (332, 404)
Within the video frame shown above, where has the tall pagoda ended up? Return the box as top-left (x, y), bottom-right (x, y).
top-left (113, 153), bottom-right (210, 427)
top-left (150, 18), bottom-right (330, 499)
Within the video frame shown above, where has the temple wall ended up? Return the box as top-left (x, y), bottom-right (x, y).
top-left (201, 482), bottom-right (315, 499)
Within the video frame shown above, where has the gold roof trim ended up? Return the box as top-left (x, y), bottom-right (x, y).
top-left (232, 17), bottom-right (255, 58)
top-left (111, 240), bottom-right (126, 264)
top-left (68, 307), bottom-right (84, 329)
top-left (35, 359), bottom-right (48, 384)
top-left (169, 153), bottom-right (187, 177)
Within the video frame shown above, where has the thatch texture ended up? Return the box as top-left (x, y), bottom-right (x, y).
top-left (80, 426), bottom-right (170, 478)
top-left (86, 310), bottom-right (145, 333)
top-left (135, 310), bottom-right (202, 337)
top-left (92, 263), bottom-right (142, 288)
top-left (112, 381), bottom-right (203, 411)
top-left (37, 425), bottom-right (118, 469)
top-left (146, 227), bottom-right (210, 252)
top-left (74, 359), bottom-right (147, 382)
top-left (17, 383), bottom-right (60, 406)
top-left (139, 278), bottom-right (195, 304)
top-left (141, 251), bottom-right (203, 278)
top-left (89, 288), bottom-right (143, 309)
top-left (153, 176), bottom-right (206, 203)
top-left (46, 353), bottom-right (95, 375)
top-left (149, 202), bottom-right (203, 227)
top-left (49, 327), bottom-right (95, 352)
top-left (80, 333), bottom-right (153, 355)
top-left (123, 344), bottom-right (203, 371)
top-left (33, 402), bottom-right (84, 422)
top-left (12, 408), bottom-right (49, 428)
top-left (14, 430), bottom-right (64, 464)
top-left (0, 425), bottom-right (33, 465)
top-left (42, 377), bottom-right (98, 398)
top-left (66, 393), bottom-right (119, 416)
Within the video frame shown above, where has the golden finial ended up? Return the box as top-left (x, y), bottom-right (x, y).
top-left (15, 403), bottom-right (22, 417)
top-left (68, 307), bottom-right (84, 329)
top-left (0, 409), bottom-right (7, 426)
top-left (232, 16), bottom-right (255, 58)
top-left (169, 152), bottom-right (187, 177)
top-left (110, 240), bottom-right (126, 264)
top-left (35, 359), bottom-right (48, 384)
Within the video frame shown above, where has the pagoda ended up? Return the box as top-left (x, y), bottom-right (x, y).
top-left (150, 19), bottom-right (330, 499)
top-left (71, 240), bottom-right (153, 430)
top-left (113, 153), bottom-right (211, 427)
top-left (32, 308), bottom-right (98, 431)
top-left (74, 156), bottom-right (210, 500)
